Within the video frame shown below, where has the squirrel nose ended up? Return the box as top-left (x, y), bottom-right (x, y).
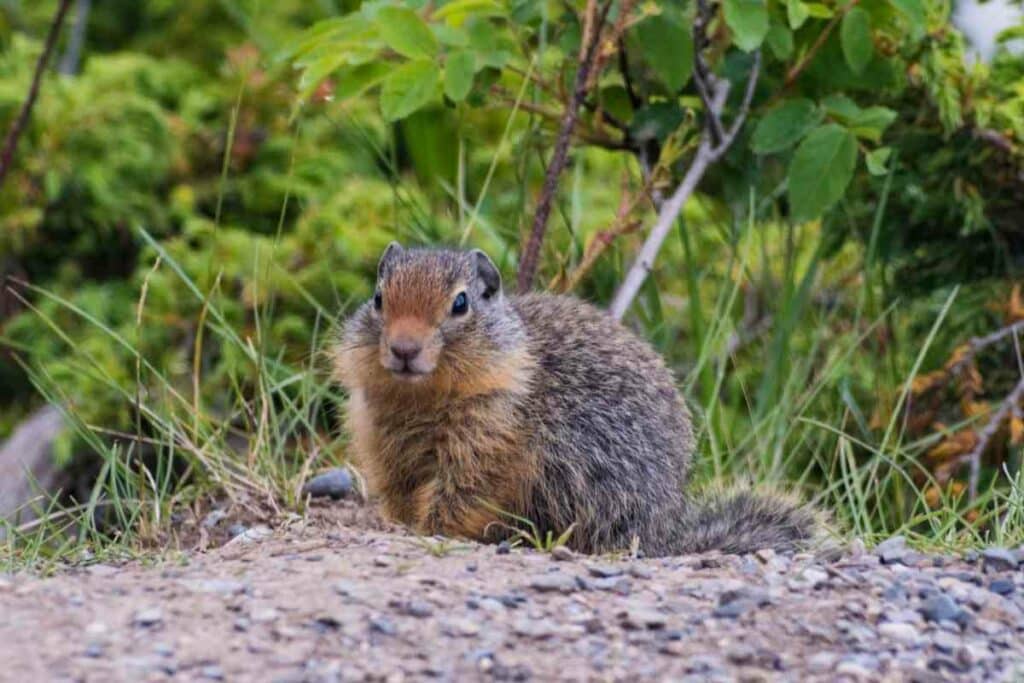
top-left (389, 339), bottom-right (422, 364)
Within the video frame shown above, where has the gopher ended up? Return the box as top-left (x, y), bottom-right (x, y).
top-left (333, 243), bottom-right (817, 556)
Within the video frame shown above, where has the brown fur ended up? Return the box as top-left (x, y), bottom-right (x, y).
top-left (334, 245), bottom-right (819, 556)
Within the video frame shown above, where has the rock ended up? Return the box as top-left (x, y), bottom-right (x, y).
top-left (200, 665), bottom-right (225, 680)
top-left (550, 545), bottom-right (574, 562)
top-left (495, 540), bottom-right (511, 555)
top-left (224, 525), bottom-right (271, 547)
top-left (185, 579), bottom-right (247, 596)
top-left (368, 616), bottom-right (397, 636)
top-left (807, 652), bottom-right (838, 673)
top-left (835, 660), bottom-right (875, 679)
top-left (713, 600), bottom-right (756, 619)
top-left (84, 643), bottom-right (104, 658)
top-left (920, 594), bottom-right (969, 626)
top-left (513, 618), bottom-right (556, 639)
top-left (226, 523), bottom-right (248, 538)
top-left (931, 631), bottom-right (961, 654)
top-left (398, 599), bottom-right (434, 618)
top-left (875, 536), bottom-right (911, 565)
top-left (848, 538), bottom-right (868, 558)
top-left (132, 607), bottom-right (164, 628)
top-left (201, 509), bottom-right (228, 528)
top-left (529, 573), bottom-right (578, 593)
top-left (629, 565), bottom-right (654, 579)
top-left (621, 607), bottom-right (667, 630)
top-left (988, 578), bottom-right (1015, 596)
top-left (800, 567), bottom-right (829, 587)
top-left (0, 405), bottom-right (66, 528)
top-left (587, 563), bottom-right (624, 578)
top-left (590, 577), bottom-right (631, 594)
top-left (981, 547), bottom-right (1019, 573)
top-left (301, 468), bottom-right (354, 500)
top-left (442, 618), bottom-right (480, 637)
top-left (878, 621), bottom-right (921, 646)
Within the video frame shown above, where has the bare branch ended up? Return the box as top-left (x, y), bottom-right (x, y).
top-left (516, 0), bottom-right (612, 294)
top-left (691, 0), bottom-right (726, 146)
top-left (966, 375), bottom-right (1024, 501)
top-left (609, 51), bottom-right (761, 321)
top-left (709, 51), bottom-right (761, 160)
top-left (0, 0), bottom-right (73, 190)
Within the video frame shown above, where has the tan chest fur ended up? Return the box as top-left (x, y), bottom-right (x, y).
top-left (340, 350), bottom-right (539, 539)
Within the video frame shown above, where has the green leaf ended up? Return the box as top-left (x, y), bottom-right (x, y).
top-left (724, 0), bottom-right (769, 52)
top-left (787, 123), bottom-right (857, 222)
top-left (380, 59), bottom-right (440, 121)
top-left (600, 85), bottom-right (634, 124)
top-left (840, 7), bottom-right (873, 74)
top-left (433, 0), bottom-right (506, 23)
top-left (432, 23), bottom-right (470, 47)
top-left (751, 98), bottom-right (822, 154)
top-left (444, 50), bottom-right (475, 101)
top-left (865, 146), bottom-right (891, 176)
top-left (786, 0), bottom-right (810, 29)
top-left (375, 6), bottom-right (438, 59)
top-left (765, 23), bottom-right (794, 60)
top-left (889, 0), bottom-right (925, 38)
top-left (635, 12), bottom-right (693, 91)
top-left (849, 106), bottom-right (897, 141)
top-left (804, 3), bottom-right (834, 18)
top-left (335, 61), bottom-right (392, 100)
top-left (630, 102), bottom-right (685, 144)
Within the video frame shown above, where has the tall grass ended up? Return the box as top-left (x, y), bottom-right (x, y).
top-left (4, 103), bottom-right (1023, 574)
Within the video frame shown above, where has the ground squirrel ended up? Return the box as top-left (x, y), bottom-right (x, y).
top-left (333, 243), bottom-right (818, 556)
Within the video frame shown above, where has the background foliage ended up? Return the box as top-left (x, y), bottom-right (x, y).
top-left (1, 0), bottom-right (1023, 562)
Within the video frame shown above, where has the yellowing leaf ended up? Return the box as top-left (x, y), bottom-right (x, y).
top-left (926, 430), bottom-right (977, 462)
top-left (911, 370), bottom-right (946, 396)
top-left (1008, 283), bottom-right (1024, 323)
top-left (1011, 416), bottom-right (1024, 446)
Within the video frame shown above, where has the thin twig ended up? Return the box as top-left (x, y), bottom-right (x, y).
top-left (770, 0), bottom-right (861, 104)
top-left (516, 0), bottom-right (612, 293)
top-left (0, 0), bottom-right (73, 190)
top-left (966, 375), bottom-right (1024, 501)
top-left (608, 45), bottom-right (761, 320)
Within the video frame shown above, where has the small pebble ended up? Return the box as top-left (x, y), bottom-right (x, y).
top-left (981, 547), bottom-right (1019, 573)
top-left (301, 468), bottom-right (354, 500)
top-left (528, 573), bottom-right (578, 593)
top-left (495, 541), bottom-right (511, 555)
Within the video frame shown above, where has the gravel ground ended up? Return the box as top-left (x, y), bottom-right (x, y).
top-left (2, 500), bottom-right (1024, 682)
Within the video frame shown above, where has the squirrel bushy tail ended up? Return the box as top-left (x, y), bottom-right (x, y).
top-left (671, 486), bottom-right (820, 555)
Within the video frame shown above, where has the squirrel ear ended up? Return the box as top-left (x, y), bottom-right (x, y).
top-left (471, 249), bottom-right (502, 298)
top-left (377, 241), bottom-right (403, 280)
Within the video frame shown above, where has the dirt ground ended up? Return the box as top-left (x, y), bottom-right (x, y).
top-left (2, 501), bottom-right (1023, 683)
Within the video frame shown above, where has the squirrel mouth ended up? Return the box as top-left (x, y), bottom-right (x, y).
top-left (390, 367), bottom-right (429, 381)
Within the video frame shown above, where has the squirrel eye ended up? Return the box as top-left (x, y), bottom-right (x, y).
top-left (373, 291), bottom-right (383, 311)
top-left (451, 291), bottom-right (468, 316)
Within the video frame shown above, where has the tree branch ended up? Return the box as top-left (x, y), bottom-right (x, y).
top-left (608, 49), bottom-right (761, 321)
top-left (0, 0), bottom-right (73, 190)
top-left (516, 0), bottom-right (612, 293)
top-left (965, 375), bottom-right (1024, 501)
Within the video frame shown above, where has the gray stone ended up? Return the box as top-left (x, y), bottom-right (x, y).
top-left (621, 607), bottom-right (667, 630)
top-left (185, 579), bottom-right (247, 596)
top-left (301, 468), bottom-right (354, 500)
top-left (878, 621), bottom-right (921, 646)
top-left (529, 573), bottom-right (578, 593)
top-left (981, 547), bottom-right (1019, 572)
top-left (513, 617), bottom-right (555, 639)
top-left (587, 563), bottom-right (624, 578)
top-left (920, 594), bottom-right (969, 626)
top-left (550, 545), bottom-right (574, 562)
top-left (132, 607), bottom-right (164, 628)
top-left (988, 578), bottom-right (1015, 596)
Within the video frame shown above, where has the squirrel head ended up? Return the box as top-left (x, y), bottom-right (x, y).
top-left (336, 244), bottom-right (529, 394)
